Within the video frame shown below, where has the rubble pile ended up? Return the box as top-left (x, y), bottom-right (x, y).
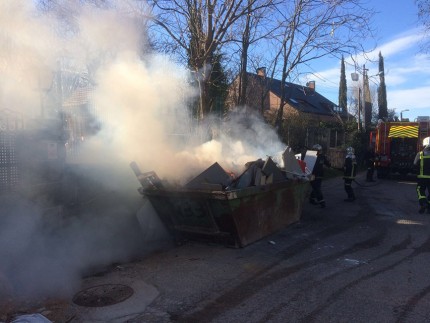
top-left (131, 146), bottom-right (310, 193)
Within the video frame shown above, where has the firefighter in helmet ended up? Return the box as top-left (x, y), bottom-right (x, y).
top-left (413, 143), bottom-right (430, 214)
top-left (343, 146), bottom-right (357, 202)
top-left (309, 144), bottom-right (331, 208)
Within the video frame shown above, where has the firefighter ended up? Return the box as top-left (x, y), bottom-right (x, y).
top-left (413, 144), bottom-right (430, 214)
top-left (309, 144), bottom-right (331, 208)
top-left (343, 146), bottom-right (357, 202)
top-left (365, 147), bottom-right (375, 182)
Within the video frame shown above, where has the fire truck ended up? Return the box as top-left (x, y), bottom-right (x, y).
top-left (370, 116), bottom-right (430, 178)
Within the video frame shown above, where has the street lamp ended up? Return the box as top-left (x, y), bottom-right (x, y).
top-left (351, 72), bottom-right (361, 131)
top-left (351, 65), bottom-right (368, 132)
top-left (351, 64), bottom-right (373, 132)
top-left (400, 109), bottom-right (409, 121)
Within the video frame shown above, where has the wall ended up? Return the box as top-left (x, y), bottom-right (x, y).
top-left (327, 147), bottom-right (345, 169)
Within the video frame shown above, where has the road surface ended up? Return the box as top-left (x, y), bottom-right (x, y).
top-left (4, 171), bottom-right (430, 323)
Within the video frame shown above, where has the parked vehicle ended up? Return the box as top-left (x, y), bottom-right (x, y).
top-left (369, 117), bottom-right (430, 178)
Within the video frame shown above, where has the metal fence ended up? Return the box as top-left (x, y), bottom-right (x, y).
top-left (0, 131), bottom-right (19, 192)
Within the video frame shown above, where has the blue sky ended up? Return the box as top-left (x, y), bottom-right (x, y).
top-left (308, 0), bottom-right (430, 122)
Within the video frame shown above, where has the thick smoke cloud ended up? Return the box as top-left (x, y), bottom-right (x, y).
top-left (0, 0), bottom-right (285, 303)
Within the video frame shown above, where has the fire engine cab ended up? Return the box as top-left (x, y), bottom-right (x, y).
top-left (370, 116), bottom-right (430, 178)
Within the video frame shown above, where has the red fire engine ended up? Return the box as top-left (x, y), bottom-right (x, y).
top-left (370, 117), bottom-right (430, 178)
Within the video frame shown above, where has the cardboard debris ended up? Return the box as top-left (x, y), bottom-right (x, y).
top-left (132, 148), bottom-right (311, 194)
top-left (262, 157), bottom-right (285, 183)
top-left (266, 173), bottom-right (274, 185)
top-left (130, 162), bottom-right (164, 190)
top-left (303, 150), bottom-right (318, 175)
top-left (282, 146), bottom-right (307, 179)
top-left (254, 168), bottom-right (262, 187)
top-left (185, 162), bottom-right (232, 190)
top-left (229, 154), bottom-right (309, 190)
top-left (234, 159), bottom-right (264, 189)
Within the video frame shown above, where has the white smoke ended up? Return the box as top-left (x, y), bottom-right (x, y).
top-left (0, 0), bottom-right (285, 303)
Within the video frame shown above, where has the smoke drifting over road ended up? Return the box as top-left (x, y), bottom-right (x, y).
top-left (0, 1), bottom-right (285, 302)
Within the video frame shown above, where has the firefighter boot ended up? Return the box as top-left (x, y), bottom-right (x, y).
top-left (344, 194), bottom-right (356, 202)
top-left (419, 198), bottom-right (428, 214)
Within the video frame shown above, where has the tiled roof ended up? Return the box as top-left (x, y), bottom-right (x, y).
top-left (248, 73), bottom-right (349, 118)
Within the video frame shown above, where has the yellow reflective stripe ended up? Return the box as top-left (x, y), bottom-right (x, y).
top-left (421, 152), bottom-right (424, 175)
top-left (418, 153), bottom-right (430, 178)
top-left (388, 126), bottom-right (419, 138)
top-left (417, 185), bottom-right (427, 199)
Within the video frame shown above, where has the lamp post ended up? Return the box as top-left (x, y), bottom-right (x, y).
top-left (400, 109), bottom-right (409, 121)
top-left (351, 65), bottom-right (373, 132)
top-left (351, 66), bottom-right (366, 132)
top-left (351, 71), bottom-right (361, 131)
top-left (361, 65), bottom-right (371, 131)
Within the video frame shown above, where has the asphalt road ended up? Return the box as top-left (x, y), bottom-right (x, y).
top-left (5, 171), bottom-right (430, 323)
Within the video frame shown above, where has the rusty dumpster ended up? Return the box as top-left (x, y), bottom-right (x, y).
top-left (140, 179), bottom-right (309, 248)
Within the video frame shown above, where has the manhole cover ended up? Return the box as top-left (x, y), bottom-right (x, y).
top-left (73, 284), bottom-right (134, 307)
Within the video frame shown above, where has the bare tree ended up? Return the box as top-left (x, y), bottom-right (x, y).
top-left (38, 0), bottom-right (376, 130)
top-left (268, 0), bottom-right (375, 136)
top-left (416, 0), bottom-right (430, 52)
top-left (147, 0), bottom-right (275, 120)
top-left (232, 0), bottom-right (280, 108)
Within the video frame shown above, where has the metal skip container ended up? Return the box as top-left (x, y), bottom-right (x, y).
top-left (130, 151), bottom-right (310, 248)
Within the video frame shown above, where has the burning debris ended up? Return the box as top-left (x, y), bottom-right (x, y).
top-left (131, 146), bottom-right (310, 192)
top-left (130, 147), bottom-right (311, 247)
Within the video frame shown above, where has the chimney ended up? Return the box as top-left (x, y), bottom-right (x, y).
top-left (306, 81), bottom-right (315, 92)
top-left (256, 67), bottom-right (266, 78)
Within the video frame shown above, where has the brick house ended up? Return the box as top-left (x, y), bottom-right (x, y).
top-left (227, 68), bottom-right (352, 156)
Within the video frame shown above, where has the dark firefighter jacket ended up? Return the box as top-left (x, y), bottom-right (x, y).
top-left (312, 154), bottom-right (331, 179)
top-left (344, 155), bottom-right (357, 179)
top-left (365, 149), bottom-right (375, 168)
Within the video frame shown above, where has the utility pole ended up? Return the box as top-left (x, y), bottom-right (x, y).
top-left (351, 69), bottom-right (362, 132)
top-left (358, 87), bottom-right (362, 132)
top-left (362, 64), bottom-right (372, 132)
top-left (362, 64), bottom-right (366, 129)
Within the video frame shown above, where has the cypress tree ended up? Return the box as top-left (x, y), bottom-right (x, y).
top-left (209, 52), bottom-right (229, 116)
top-left (338, 56), bottom-right (347, 113)
top-left (377, 52), bottom-right (388, 120)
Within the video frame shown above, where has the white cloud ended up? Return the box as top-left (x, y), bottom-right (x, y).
top-left (370, 29), bottom-right (423, 60)
top-left (388, 87), bottom-right (430, 111)
top-left (300, 27), bottom-right (430, 120)
top-left (339, 28), bottom-right (429, 109)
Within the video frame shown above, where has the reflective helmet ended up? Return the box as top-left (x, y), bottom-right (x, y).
top-left (312, 144), bottom-right (322, 151)
top-left (346, 146), bottom-right (355, 154)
